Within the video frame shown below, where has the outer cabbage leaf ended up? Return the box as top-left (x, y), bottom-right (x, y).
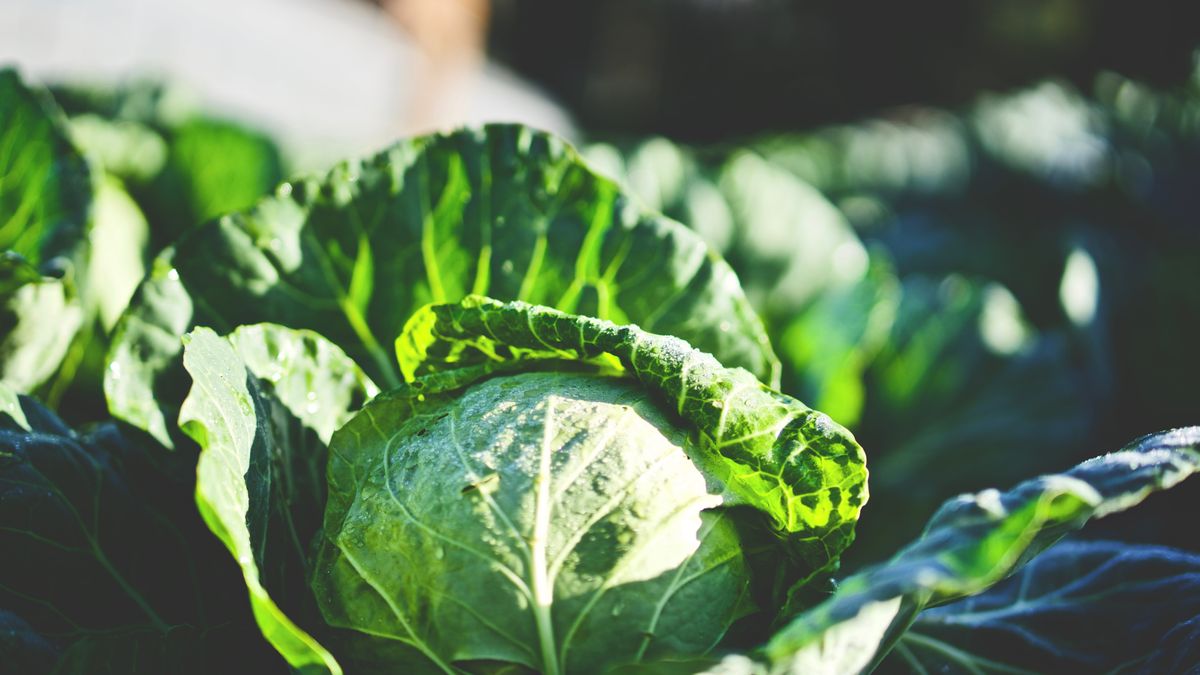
top-left (109, 124), bottom-right (777, 447)
top-left (717, 151), bottom-right (865, 316)
top-left (0, 391), bottom-right (285, 673)
top-left (317, 372), bottom-right (753, 674)
top-left (0, 69), bottom-right (91, 269)
top-left (391, 296), bottom-right (866, 574)
top-left (1140, 615), bottom-right (1200, 674)
top-left (0, 381), bottom-right (29, 430)
top-left (67, 113), bottom-right (168, 183)
top-left (178, 326), bottom-right (380, 674)
top-left (225, 323), bottom-right (380, 443)
top-left (760, 427), bottom-right (1200, 674)
top-left (584, 138), bottom-right (736, 256)
top-left (87, 175), bottom-right (150, 330)
top-left (879, 539), bottom-right (1200, 674)
top-left (53, 79), bottom-right (285, 249)
top-left (1, 71), bottom-right (154, 414)
top-left (0, 69), bottom-right (92, 394)
top-left (0, 610), bottom-right (57, 674)
top-left (0, 254), bottom-right (85, 393)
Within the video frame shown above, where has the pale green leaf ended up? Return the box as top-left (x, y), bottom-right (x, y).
top-left (178, 328), bottom-right (342, 674)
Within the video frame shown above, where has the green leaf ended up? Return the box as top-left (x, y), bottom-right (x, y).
top-left (879, 539), bottom-right (1200, 674)
top-left (225, 323), bottom-right (379, 443)
top-left (777, 255), bottom-right (899, 426)
top-left (848, 274), bottom-right (1093, 564)
top-left (0, 381), bottom-right (29, 430)
top-left (0, 69), bottom-right (93, 395)
top-left (179, 327), bottom-right (346, 674)
top-left (158, 117), bottom-right (285, 224)
top-left (717, 151), bottom-right (865, 315)
top-left (318, 371), bottom-right (753, 673)
top-left (178, 324), bottom-right (379, 673)
top-left (763, 427), bottom-right (1200, 673)
top-left (104, 254), bottom-right (194, 445)
top-left (0, 270), bottom-right (85, 393)
top-left (108, 125), bottom-right (777, 448)
top-left (88, 175), bottom-right (149, 330)
top-left (0, 250), bottom-right (41, 295)
top-left (0, 68), bottom-right (92, 269)
top-left (391, 296), bottom-right (866, 574)
top-left (67, 113), bottom-right (169, 183)
top-left (0, 396), bottom-right (285, 673)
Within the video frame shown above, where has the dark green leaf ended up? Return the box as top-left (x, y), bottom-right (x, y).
top-left (0, 610), bottom-right (57, 674)
top-left (0, 395), bottom-right (283, 673)
top-left (764, 427), bottom-right (1200, 673)
top-left (881, 540), bottom-right (1200, 674)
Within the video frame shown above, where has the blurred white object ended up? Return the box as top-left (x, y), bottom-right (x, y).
top-left (0, 0), bottom-right (576, 168)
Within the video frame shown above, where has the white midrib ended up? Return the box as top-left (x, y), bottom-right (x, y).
top-left (530, 396), bottom-right (561, 675)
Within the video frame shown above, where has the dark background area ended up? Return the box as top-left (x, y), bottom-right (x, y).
top-left (489, 0), bottom-right (1200, 141)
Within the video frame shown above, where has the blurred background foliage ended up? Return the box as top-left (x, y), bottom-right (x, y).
top-left (2, 0), bottom-right (1198, 571)
top-left (489, 0), bottom-right (1197, 140)
top-left (583, 63), bottom-right (1200, 565)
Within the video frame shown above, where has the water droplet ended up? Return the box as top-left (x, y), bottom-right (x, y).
top-left (434, 546), bottom-right (445, 560)
top-left (166, 268), bottom-right (180, 282)
top-left (107, 361), bottom-right (121, 381)
top-left (306, 402), bottom-right (320, 415)
top-left (235, 393), bottom-right (253, 416)
top-left (306, 391), bottom-right (317, 401)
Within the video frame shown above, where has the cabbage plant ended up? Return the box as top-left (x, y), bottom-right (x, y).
top-left (2, 68), bottom-right (1199, 674)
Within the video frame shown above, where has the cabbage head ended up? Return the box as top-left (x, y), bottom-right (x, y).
top-left (306, 297), bottom-right (868, 674)
top-left (315, 372), bottom-right (750, 673)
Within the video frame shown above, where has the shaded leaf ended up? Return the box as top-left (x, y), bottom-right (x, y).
top-left (882, 540), bottom-right (1200, 674)
top-left (0, 394), bottom-right (283, 673)
top-left (764, 427), bottom-right (1200, 673)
